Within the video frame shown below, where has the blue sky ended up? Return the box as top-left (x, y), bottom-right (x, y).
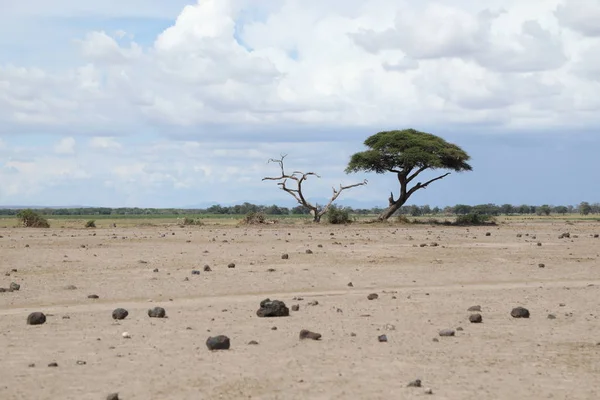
top-left (0, 0), bottom-right (599, 208)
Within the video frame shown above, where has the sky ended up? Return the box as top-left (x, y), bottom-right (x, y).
top-left (0, 0), bottom-right (599, 208)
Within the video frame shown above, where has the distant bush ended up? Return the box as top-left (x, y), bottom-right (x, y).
top-left (326, 205), bottom-right (352, 224)
top-left (454, 213), bottom-right (496, 226)
top-left (396, 215), bottom-right (411, 224)
top-left (17, 209), bottom-right (50, 228)
top-left (85, 220), bottom-right (96, 228)
top-left (242, 211), bottom-right (267, 224)
top-left (183, 217), bottom-right (204, 226)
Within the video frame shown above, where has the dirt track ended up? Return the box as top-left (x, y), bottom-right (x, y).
top-left (1, 221), bottom-right (600, 399)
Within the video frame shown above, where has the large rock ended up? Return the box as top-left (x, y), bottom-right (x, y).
top-left (511, 307), bottom-right (530, 318)
top-left (27, 312), bottom-right (46, 325)
top-left (206, 335), bottom-right (230, 350)
top-left (148, 307), bottom-right (166, 318)
top-left (257, 299), bottom-right (289, 317)
top-left (112, 308), bottom-right (129, 320)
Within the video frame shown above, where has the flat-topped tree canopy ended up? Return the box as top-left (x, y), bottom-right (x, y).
top-left (345, 129), bottom-right (472, 174)
top-left (346, 129), bottom-right (472, 221)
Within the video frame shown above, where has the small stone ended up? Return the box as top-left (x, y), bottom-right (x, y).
top-left (377, 334), bottom-right (388, 342)
top-left (350, 332), bottom-right (357, 337)
top-left (76, 360), bottom-right (86, 365)
top-left (467, 305), bottom-right (481, 312)
top-left (28, 363), bottom-right (35, 368)
top-left (547, 314), bottom-right (556, 319)
top-left (106, 393), bottom-right (120, 400)
top-left (307, 300), bottom-right (319, 306)
top-left (112, 308), bottom-right (129, 320)
top-left (153, 268), bottom-right (159, 273)
top-left (305, 249), bottom-right (313, 254)
top-left (347, 282), bottom-right (353, 287)
top-left (291, 304), bottom-right (300, 311)
top-left (384, 324), bottom-right (396, 331)
top-left (27, 312), bottom-right (46, 325)
top-left (439, 329), bottom-right (455, 337)
top-left (516, 234), bottom-right (522, 237)
top-left (424, 388), bottom-right (433, 395)
top-left (88, 294), bottom-right (99, 299)
top-left (469, 313), bottom-right (483, 323)
top-left (48, 362), bottom-right (58, 367)
top-left (511, 307), bottom-right (530, 318)
top-left (148, 307), bottom-right (166, 318)
top-left (456, 327), bottom-right (464, 331)
top-left (594, 234), bottom-right (599, 238)
top-left (538, 263), bottom-right (545, 268)
top-left (65, 285), bottom-right (77, 290)
top-left (419, 243), bottom-right (427, 247)
top-left (407, 379), bottom-right (422, 388)
top-left (203, 265), bottom-right (212, 272)
top-left (9, 282), bottom-right (20, 291)
top-left (228, 263), bottom-right (236, 268)
top-left (367, 293), bottom-right (378, 300)
top-left (206, 335), bottom-right (230, 350)
top-left (537, 242), bottom-right (542, 246)
top-left (248, 340), bottom-right (259, 345)
top-left (191, 270), bottom-right (200, 275)
top-left (299, 329), bottom-right (322, 340)
top-left (257, 299), bottom-right (289, 317)
top-left (281, 254), bottom-right (289, 259)
top-left (122, 332), bottom-right (131, 338)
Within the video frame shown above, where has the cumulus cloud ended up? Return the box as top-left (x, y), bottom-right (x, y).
top-left (555, 0), bottom-right (600, 37)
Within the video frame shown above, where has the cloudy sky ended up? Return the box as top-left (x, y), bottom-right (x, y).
top-left (0, 0), bottom-right (599, 208)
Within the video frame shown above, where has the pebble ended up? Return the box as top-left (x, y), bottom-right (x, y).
top-left (299, 330), bottom-right (322, 340)
top-left (206, 335), bottom-right (230, 350)
top-left (378, 335), bottom-right (388, 342)
top-left (27, 312), bottom-right (46, 325)
top-left (511, 307), bottom-right (530, 318)
top-left (148, 307), bottom-right (166, 318)
top-left (367, 293), bottom-right (378, 300)
top-left (469, 314), bottom-right (483, 323)
top-left (439, 329), bottom-right (455, 337)
top-left (112, 308), bottom-right (129, 320)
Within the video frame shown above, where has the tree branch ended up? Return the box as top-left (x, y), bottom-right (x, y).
top-left (406, 166), bottom-right (428, 184)
top-left (318, 179), bottom-right (368, 218)
top-left (406, 172), bottom-right (451, 197)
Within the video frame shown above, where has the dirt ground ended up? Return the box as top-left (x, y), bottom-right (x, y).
top-left (1, 220), bottom-right (600, 400)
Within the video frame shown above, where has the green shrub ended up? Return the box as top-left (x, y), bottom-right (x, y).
top-left (455, 213), bottom-right (496, 226)
top-left (16, 209), bottom-right (50, 228)
top-left (326, 205), bottom-right (352, 224)
top-left (85, 220), bottom-right (96, 228)
top-left (396, 215), bottom-right (411, 224)
top-left (242, 211), bottom-right (266, 224)
top-left (183, 217), bottom-right (204, 226)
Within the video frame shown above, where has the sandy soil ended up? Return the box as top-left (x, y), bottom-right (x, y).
top-left (1, 220), bottom-right (600, 400)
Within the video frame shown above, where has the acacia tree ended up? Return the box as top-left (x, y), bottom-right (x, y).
top-left (345, 129), bottom-right (472, 221)
top-left (262, 155), bottom-right (367, 222)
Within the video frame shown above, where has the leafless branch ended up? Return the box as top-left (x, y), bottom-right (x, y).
top-left (407, 172), bottom-right (451, 197)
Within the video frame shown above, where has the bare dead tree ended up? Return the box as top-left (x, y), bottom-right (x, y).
top-left (262, 154), bottom-right (367, 222)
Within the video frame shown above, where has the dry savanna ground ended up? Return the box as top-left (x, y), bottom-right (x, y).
top-left (1, 218), bottom-right (600, 400)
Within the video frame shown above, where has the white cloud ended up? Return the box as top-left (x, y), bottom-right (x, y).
top-left (89, 136), bottom-right (122, 150)
top-left (556, 0), bottom-right (600, 37)
top-left (54, 137), bottom-right (76, 154)
top-left (77, 31), bottom-right (142, 64)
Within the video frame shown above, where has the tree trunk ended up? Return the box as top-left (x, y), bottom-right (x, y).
top-left (378, 199), bottom-right (405, 221)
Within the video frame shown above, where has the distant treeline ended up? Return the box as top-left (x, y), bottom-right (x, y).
top-left (0, 201), bottom-right (598, 217)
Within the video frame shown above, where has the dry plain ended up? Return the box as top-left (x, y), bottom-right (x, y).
top-left (1, 218), bottom-right (600, 400)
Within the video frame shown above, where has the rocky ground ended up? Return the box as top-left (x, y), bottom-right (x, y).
top-left (1, 220), bottom-right (600, 399)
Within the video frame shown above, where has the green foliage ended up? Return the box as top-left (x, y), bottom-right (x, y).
top-left (454, 213), bottom-right (496, 226)
top-left (242, 211), bottom-right (267, 224)
top-left (326, 205), bottom-right (352, 224)
top-left (85, 220), bottom-right (96, 228)
top-left (345, 129), bottom-right (472, 174)
top-left (183, 217), bottom-right (204, 226)
top-left (579, 202), bottom-right (592, 215)
top-left (16, 209), bottom-right (50, 228)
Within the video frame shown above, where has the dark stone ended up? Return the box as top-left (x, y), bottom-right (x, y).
top-left (367, 293), bottom-right (378, 300)
top-left (27, 312), bottom-right (46, 325)
top-left (48, 362), bottom-right (58, 367)
top-left (485, 232), bottom-right (491, 236)
top-left (106, 393), bottom-right (120, 400)
top-left (439, 329), bottom-right (455, 337)
top-left (88, 294), bottom-right (99, 299)
top-left (347, 282), bottom-right (353, 287)
top-left (248, 340), bottom-right (259, 345)
top-left (0, 288), bottom-right (6, 293)
top-left (191, 270), bottom-right (200, 275)
top-left (206, 335), bottom-right (230, 350)
top-left (299, 330), bottom-right (322, 340)
top-left (65, 285), bottom-right (77, 290)
top-left (256, 298), bottom-right (289, 317)
top-left (291, 304), bottom-right (300, 311)
top-left (511, 307), bottom-right (530, 318)
top-left (377, 334), bottom-right (388, 342)
top-left (305, 249), bottom-right (313, 254)
top-left (203, 265), bottom-right (212, 272)
top-left (469, 314), bottom-right (483, 323)
top-left (112, 308), bottom-right (129, 320)
top-left (594, 234), bottom-right (599, 238)
top-left (153, 268), bottom-right (159, 273)
top-left (407, 379), bottom-right (422, 388)
top-left (228, 263), bottom-right (236, 268)
top-left (547, 314), bottom-right (556, 319)
top-left (307, 300), bottom-right (319, 306)
top-left (281, 254), bottom-right (289, 259)
top-left (9, 282), bottom-right (20, 291)
top-left (468, 305), bottom-right (481, 312)
top-left (148, 307), bottom-right (166, 318)
top-left (538, 263), bottom-right (545, 268)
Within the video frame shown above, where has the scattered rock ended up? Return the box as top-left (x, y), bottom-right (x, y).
top-left (64, 285), bottom-right (77, 290)
top-left (203, 265), bottom-right (212, 272)
top-left (27, 312), bottom-right (46, 325)
top-left (9, 282), bottom-right (20, 291)
top-left (299, 329), bottom-right (322, 340)
top-left (407, 379), bottom-right (422, 388)
top-left (152, 268), bottom-right (159, 273)
top-left (305, 249), bottom-right (313, 254)
top-left (228, 263), bottom-right (236, 268)
top-left (191, 270), bottom-right (200, 275)
top-left (439, 329), bottom-right (455, 337)
top-left (106, 393), bottom-right (120, 400)
top-left (468, 305), bottom-right (482, 312)
top-left (347, 282), bottom-right (353, 287)
top-left (248, 340), bottom-right (259, 345)
top-left (485, 232), bottom-right (491, 236)
top-left (511, 307), bottom-right (530, 318)
top-left (256, 299), bottom-right (289, 317)
top-left (281, 254), bottom-right (289, 259)
top-left (424, 388), bottom-right (434, 395)
top-left (88, 294), bottom-right (99, 299)
top-left (148, 307), bottom-right (166, 318)
top-left (76, 360), bottom-right (86, 365)
top-left (307, 300), bottom-right (319, 306)
top-left (547, 314), bottom-right (556, 320)
top-left (469, 314), bottom-right (483, 323)
top-left (291, 305), bottom-right (300, 311)
top-left (377, 334), bottom-right (388, 342)
top-left (516, 234), bottom-right (522, 237)
top-left (206, 335), bottom-right (230, 350)
top-left (122, 332), bottom-right (131, 339)
top-left (48, 362), bottom-right (58, 367)
top-left (537, 242), bottom-right (542, 246)
top-left (538, 263), bottom-right (545, 268)
top-left (367, 293), bottom-right (379, 300)
top-left (112, 308), bottom-right (129, 320)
